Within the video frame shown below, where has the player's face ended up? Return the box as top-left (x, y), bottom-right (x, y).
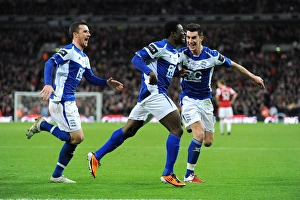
top-left (186, 31), bottom-right (204, 52)
top-left (74, 25), bottom-right (91, 50)
top-left (174, 24), bottom-right (186, 46)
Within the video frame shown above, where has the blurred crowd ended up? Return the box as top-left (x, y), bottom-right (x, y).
top-left (1, 22), bottom-right (299, 120)
top-left (0, 0), bottom-right (299, 16)
top-left (0, 0), bottom-right (300, 120)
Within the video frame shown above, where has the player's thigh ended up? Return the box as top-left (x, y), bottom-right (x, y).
top-left (225, 107), bottom-right (233, 118)
top-left (220, 107), bottom-right (233, 118)
top-left (159, 110), bottom-right (183, 136)
top-left (144, 93), bottom-right (177, 121)
top-left (199, 99), bottom-right (215, 133)
top-left (190, 121), bottom-right (205, 141)
top-left (181, 97), bottom-right (201, 128)
top-left (128, 103), bottom-right (151, 121)
top-left (218, 107), bottom-right (226, 118)
top-left (122, 119), bottom-right (144, 137)
top-left (69, 129), bottom-right (84, 144)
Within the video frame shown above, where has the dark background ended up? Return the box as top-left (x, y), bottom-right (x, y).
top-left (1, 0), bottom-right (299, 121)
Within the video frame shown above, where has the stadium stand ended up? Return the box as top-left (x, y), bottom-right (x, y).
top-left (0, 0), bottom-right (299, 120)
top-left (0, 0), bottom-right (299, 16)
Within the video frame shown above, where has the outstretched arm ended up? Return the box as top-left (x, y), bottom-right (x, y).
top-left (231, 61), bottom-right (265, 88)
top-left (84, 69), bottom-right (123, 91)
top-left (107, 77), bottom-right (124, 91)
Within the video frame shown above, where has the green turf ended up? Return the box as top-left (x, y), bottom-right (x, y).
top-left (0, 122), bottom-right (299, 199)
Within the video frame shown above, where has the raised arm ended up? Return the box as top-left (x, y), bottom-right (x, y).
top-left (231, 61), bottom-right (265, 88)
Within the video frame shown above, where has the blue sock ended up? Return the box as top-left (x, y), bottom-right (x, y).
top-left (162, 134), bottom-right (180, 176)
top-left (52, 142), bottom-right (77, 178)
top-left (40, 121), bottom-right (70, 142)
top-left (185, 138), bottom-right (202, 177)
top-left (94, 128), bottom-right (125, 160)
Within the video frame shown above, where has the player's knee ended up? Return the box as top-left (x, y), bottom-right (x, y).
top-left (123, 121), bottom-right (143, 138)
top-left (70, 135), bottom-right (84, 145)
top-left (172, 126), bottom-right (183, 137)
top-left (203, 141), bottom-right (213, 147)
top-left (123, 127), bottom-right (138, 138)
top-left (124, 131), bottom-right (136, 138)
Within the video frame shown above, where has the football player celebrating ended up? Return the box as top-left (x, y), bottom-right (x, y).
top-left (26, 20), bottom-right (123, 183)
top-left (87, 21), bottom-right (187, 187)
top-left (178, 23), bottom-right (264, 183)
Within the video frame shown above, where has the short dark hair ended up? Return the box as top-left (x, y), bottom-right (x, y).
top-left (163, 21), bottom-right (180, 38)
top-left (69, 20), bottom-right (88, 38)
top-left (186, 23), bottom-right (203, 36)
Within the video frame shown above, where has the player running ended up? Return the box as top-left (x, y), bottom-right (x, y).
top-left (178, 23), bottom-right (265, 183)
top-left (87, 21), bottom-right (186, 187)
top-left (26, 20), bottom-right (123, 183)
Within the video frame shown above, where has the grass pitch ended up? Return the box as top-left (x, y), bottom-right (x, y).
top-left (0, 122), bottom-right (299, 199)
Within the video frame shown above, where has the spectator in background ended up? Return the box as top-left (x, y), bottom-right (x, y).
top-left (269, 101), bottom-right (279, 123)
top-left (215, 80), bottom-right (238, 135)
top-left (0, 22), bottom-right (299, 120)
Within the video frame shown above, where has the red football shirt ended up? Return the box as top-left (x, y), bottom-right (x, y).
top-left (216, 86), bottom-right (236, 107)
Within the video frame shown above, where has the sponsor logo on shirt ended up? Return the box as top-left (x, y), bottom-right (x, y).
top-left (58, 49), bottom-right (68, 57)
top-left (218, 54), bottom-right (225, 62)
top-left (145, 44), bottom-right (158, 55)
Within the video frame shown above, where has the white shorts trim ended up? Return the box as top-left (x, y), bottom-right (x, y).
top-left (49, 101), bottom-right (81, 132)
top-left (181, 96), bottom-right (215, 133)
top-left (129, 93), bottom-right (177, 121)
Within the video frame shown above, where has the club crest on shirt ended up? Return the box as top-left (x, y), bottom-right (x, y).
top-left (186, 59), bottom-right (208, 70)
